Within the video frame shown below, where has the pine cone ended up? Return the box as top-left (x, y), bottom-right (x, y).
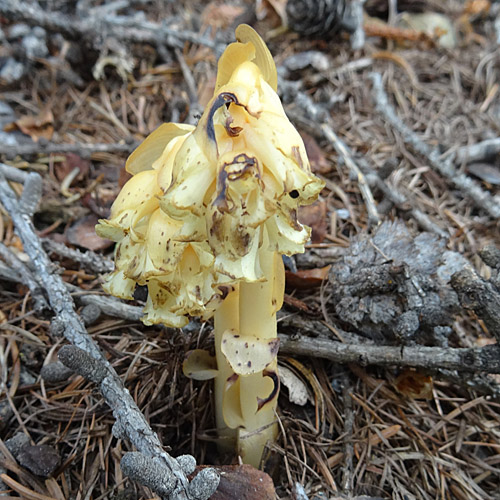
top-left (286, 0), bottom-right (348, 38)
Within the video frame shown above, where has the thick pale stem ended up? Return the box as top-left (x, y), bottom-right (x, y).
top-left (214, 286), bottom-right (239, 452)
top-left (237, 250), bottom-right (282, 466)
top-left (213, 235), bottom-right (285, 467)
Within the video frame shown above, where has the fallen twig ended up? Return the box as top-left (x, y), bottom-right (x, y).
top-left (454, 137), bottom-right (500, 164)
top-left (289, 110), bottom-right (447, 236)
top-left (0, 259), bottom-right (144, 322)
top-left (278, 334), bottom-right (500, 374)
top-left (361, 165), bottom-right (448, 238)
top-left (0, 0), bottom-right (221, 51)
top-left (280, 85), bottom-right (380, 227)
top-left (369, 72), bottom-right (500, 219)
top-left (2, 256), bottom-right (498, 377)
top-left (42, 239), bottom-right (114, 275)
top-left (0, 242), bottom-right (48, 312)
top-left (349, 0), bottom-right (366, 50)
top-left (0, 140), bottom-right (138, 159)
top-left (0, 172), bottom-right (219, 500)
top-left (320, 124), bottom-right (380, 226)
top-left (173, 47), bottom-right (203, 125)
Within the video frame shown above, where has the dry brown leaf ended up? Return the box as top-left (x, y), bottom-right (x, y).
top-left (201, 3), bottom-right (246, 31)
top-left (298, 200), bottom-right (327, 244)
top-left (300, 131), bottom-right (332, 175)
top-left (395, 370), bottom-right (433, 400)
top-left (192, 464), bottom-right (275, 500)
top-left (255, 0), bottom-right (287, 26)
top-left (286, 265), bottom-right (331, 290)
top-left (54, 154), bottom-right (90, 184)
top-left (5, 109), bottom-right (54, 142)
top-left (66, 214), bottom-right (112, 251)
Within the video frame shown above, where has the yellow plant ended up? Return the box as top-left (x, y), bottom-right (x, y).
top-left (96, 24), bottom-right (324, 467)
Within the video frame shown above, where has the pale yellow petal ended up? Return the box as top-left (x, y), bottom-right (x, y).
top-left (215, 41), bottom-right (256, 92)
top-left (126, 123), bottom-right (194, 175)
top-left (235, 24), bottom-right (277, 91)
top-left (221, 331), bottom-right (279, 376)
top-left (183, 349), bottom-right (218, 380)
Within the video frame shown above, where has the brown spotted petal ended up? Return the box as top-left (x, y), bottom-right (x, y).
top-left (221, 331), bottom-right (279, 376)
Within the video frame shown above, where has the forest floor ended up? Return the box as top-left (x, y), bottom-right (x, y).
top-left (1, 0), bottom-right (500, 499)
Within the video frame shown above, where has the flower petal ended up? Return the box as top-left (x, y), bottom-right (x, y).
top-left (126, 123), bottom-right (194, 175)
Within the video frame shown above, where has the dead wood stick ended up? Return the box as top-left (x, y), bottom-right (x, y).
top-left (0, 172), bottom-right (218, 500)
top-left (349, 0), bottom-right (366, 50)
top-left (283, 99), bottom-right (380, 226)
top-left (454, 138), bottom-right (500, 164)
top-left (172, 47), bottom-right (203, 124)
top-left (288, 110), bottom-right (446, 237)
top-left (0, 259), bottom-right (145, 322)
top-left (0, 141), bottom-right (138, 158)
top-left (66, 284), bottom-right (143, 322)
top-left (320, 124), bottom-right (380, 226)
top-left (41, 239), bottom-right (114, 275)
top-left (278, 334), bottom-right (500, 374)
top-left (0, 163), bottom-right (31, 184)
top-left (0, 0), bottom-right (219, 50)
top-left (369, 72), bottom-right (500, 219)
top-left (362, 164), bottom-right (448, 237)
top-left (2, 253), bottom-right (498, 377)
top-left (0, 242), bottom-right (48, 311)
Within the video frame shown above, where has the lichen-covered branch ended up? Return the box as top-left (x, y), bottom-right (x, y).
top-left (42, 239), bottom-right (114, 275)
top-left (0, 0), bottom-right (220, 50)
top-left (369, 72), bottom-right (500, 219)
top-left (0, 241), bottom-right (48, 311)
top-left (0, 141), bottom-right (138, 159)
top-left (0, 171), bottom-right (219, 500)
top-left (279, 334), bottom-right (500, 373)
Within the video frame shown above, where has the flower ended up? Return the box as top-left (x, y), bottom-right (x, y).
top-left (96, 24), bottom-right (323, 328)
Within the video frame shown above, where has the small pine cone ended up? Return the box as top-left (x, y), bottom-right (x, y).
top-left (286, 0), bottom-right (348, 38)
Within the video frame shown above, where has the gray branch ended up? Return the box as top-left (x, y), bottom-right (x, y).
top-left (454, 138), bottom-right (500, 164)
top-left (1, 250), bottom-right (498, 377)
top-left (369, 72), bottom-right (500, 219)
top-left (280, 83), bottom-right (380, 227)
top-left (320, 123), bottom-right (380, 227)
top-left (0, 241), bottom-right (48, 311)
top-left (42, 239), bottom-right (114, 275)
top-left (287, 109), bottom-right (447, 237)
top-left (0, 171), bottom-right (219, 500)
top-left (0, 0), bottom-right (220, 51)
top-left (278, 334), bottom-right (500, 373)
top-left (0, 141), bottom-right (138, 159)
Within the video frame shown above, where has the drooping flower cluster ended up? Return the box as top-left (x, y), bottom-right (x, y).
top-left (96, 25), bottom-right (324, 328)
